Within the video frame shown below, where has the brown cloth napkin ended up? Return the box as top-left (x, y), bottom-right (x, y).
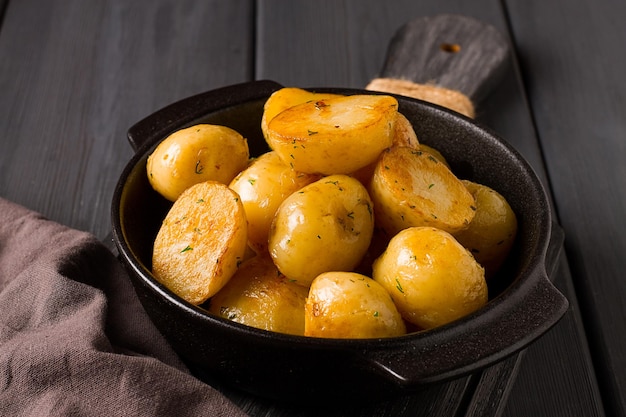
top-left (0, 198), bottom-right (248, 416)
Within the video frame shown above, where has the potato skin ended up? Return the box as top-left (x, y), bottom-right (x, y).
top-left (269, 175), bottom-right (375, 287)
top-left (372, 227), bottom-right (487, 330)
top-left (265, 94), bottom-right (398, 175)
top-left (419, 144), bottom-right (450, 169)
top-left (454, 180), bottom-right (518, 278)
top-left (305, 272), bottom-right (406, 338)
top-left (147, 124), bottom-right (249, 201)
top-left (152, 181), bottom-right (248, 305)
top-left (229, 151), bottom-right (321, 254)
top-left (369, 146), bottom-right (476, 236)
top-left (261, 87), bottom-right (342, 140)
top-left (392, 112), bottom-right (420, 149)
top-left (209, 255), bottom-right (308, 335)
top-left (349, 111), bottom-right (419, 186)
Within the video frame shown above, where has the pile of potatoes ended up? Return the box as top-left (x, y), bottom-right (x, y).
top-left (147, 87), bottom-right (518, 339)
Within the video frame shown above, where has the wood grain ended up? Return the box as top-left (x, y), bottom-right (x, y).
top-left (379, 14), bottom-right (509, 104)
top-left (504, 0), bottom-right (626, 415)
top-left (0, 0), bottom-right (253, 239)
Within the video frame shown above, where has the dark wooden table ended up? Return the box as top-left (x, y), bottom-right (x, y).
top-left (1, 1), bottom-right (623, 416)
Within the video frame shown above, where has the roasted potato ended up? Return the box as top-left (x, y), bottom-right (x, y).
top-left (419, 144), bottom-right (450, 169)
top-left (261, 87), bottom-right (343, 140)
top-left (393, 112), bottom-right (420, 148)
top-left (208, 255), bottom-right (308, 335)
top-left (369, 146), bottom-right (476, 236)
top-left (269, 175), bottom-right (375, 287)
top-left (229, 151), bottom-right (321, 253)
top-left (265, 94), bottom-right (398, 175)
top-left (152, 181), bottom-right (248, 305)
top-left (454, 180), bottom-right (518, 277)
top-left (305, 271), bottom-right (406, 338)
top-left (349, 111), bottom-right (419, 186)
top-left (147, 124), bottom-right (249, 201)
top-left (373, 226), bottom-right (487, 330)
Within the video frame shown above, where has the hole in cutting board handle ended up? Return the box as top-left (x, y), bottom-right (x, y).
top-left (440, 43), bottom-right (461, 53)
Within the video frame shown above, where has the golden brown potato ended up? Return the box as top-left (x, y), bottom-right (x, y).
top-left (349, 111), bottom-right (419, 186)
top-left (454, 180), bottom-right (518, 278)
top-left (229, 151), bottom-right (321, 254)
top-left (265, 94), bottom-right (398, 175)
top-left (269, 175), bottom-right (375, 287)
top-left (147, 124), bottom-right (249, 201)
top-left (305, 271), bottom-right (406, 338)
top-left (372, 226), bottom-right (487, 330)
top-left (152, 181), bottom-right (248, 305)
top-left (392, 112), bottom-right (419, 148)
top-left (419, 144), bottom-right (450, 169)
top-left (208, 255), bottom-right (308, 335)
top-left (369, 146), bottom-right (476, 236)
top-left (261, 87), bottom-right (343, 140)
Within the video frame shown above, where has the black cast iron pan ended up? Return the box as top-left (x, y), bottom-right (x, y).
top-left (111, 15), bottom-right (568, 403)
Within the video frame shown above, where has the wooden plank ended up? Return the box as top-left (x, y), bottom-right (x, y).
top-left (503, 0), bottom-right (626, 415)
top-left (504, 257), bottom-right (605, 416)
top-left (0, 0), bottom-right (253, 240)
top-left (217, 378), bottom-right (472, 417)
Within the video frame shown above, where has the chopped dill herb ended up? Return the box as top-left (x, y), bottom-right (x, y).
top-left (195, 160), bottom-right (204, 174)
top-left (395, 279), bottom-right (404, 293)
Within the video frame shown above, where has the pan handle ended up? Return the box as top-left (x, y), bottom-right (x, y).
top-left (360, 223), bottom-right (568, 388)
top-left (126, 80), bottom-right (284, 152)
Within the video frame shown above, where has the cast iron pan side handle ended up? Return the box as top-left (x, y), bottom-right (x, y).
top-left (126, 80), bottom-right (284, 152)
top-left (375, 14), bottom-right (510, 106)
top-left (360, 223), bottom-right (568, 387)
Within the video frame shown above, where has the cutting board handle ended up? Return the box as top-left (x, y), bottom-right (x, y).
top-left (375, 14), bottom-right (510, 108)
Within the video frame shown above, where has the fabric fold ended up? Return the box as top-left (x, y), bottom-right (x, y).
top-left (0, 197), bottom-right (247, 417)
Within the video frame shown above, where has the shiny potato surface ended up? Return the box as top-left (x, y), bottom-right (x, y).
top-left (265, 94), bottom-right (398, 175)
top-left (269, 175), bottom-right (375, 287)
top-left (373, 226), bottom-right (487, 330)
top-left (418, 144), bottom-right (450, 169)
top-left (454, 180), bottom-right (518, 278)
top-left (261, 87), bottom-right (342, 140)
top-left (349, 111), bottom-right (419, 186)
top-left (229, 151), bottom-right (321, 254)
top-left (152, 181), bottom-right (248, 305)
top-left (369, 146), bottom-right (476, 237)
top-left (147, 124), bottom-right (249, 201)
top-left (392, 112), bottom-right (420, 149)
top-left (208, 255), bottom-right (308, 335)
top-left (305, 271), bottom-right (406, 338)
